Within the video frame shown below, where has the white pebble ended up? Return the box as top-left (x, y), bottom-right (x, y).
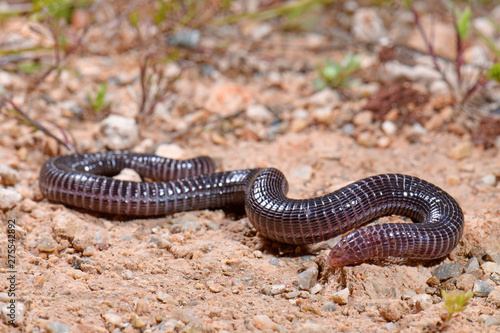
top-left (101, 115), bottom-right (139, 150)
top-left (482, 174), bottom-right (497, 186)
top-left (381, 120), bottom-right (397, 135)
top-left (332, 287), bottom-right (350, 305)
top-left (246, 104), bottom-right (273, 122)
top-left (0, 188), bottom-right (22, 210)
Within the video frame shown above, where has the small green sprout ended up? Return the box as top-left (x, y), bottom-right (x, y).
top-left (442, 290), bottom-right (473, 320)
top-left (87, 83), bottom-right (111, 113)
top-left (454, 6), bottom-right (471, 41)
top-left (486, 63), bottom-right (500, 83)
top-left (314, 53), bottom-right (361, 90)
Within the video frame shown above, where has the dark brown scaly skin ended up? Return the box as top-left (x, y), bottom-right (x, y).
top-left (39, 151), bottom-right (464, 266)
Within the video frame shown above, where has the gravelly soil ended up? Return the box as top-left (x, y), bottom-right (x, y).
top-left (1, 2), bottom-right (500, 332)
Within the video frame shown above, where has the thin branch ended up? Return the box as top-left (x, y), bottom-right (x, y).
top-left (3, 96), bottom-right (76, 153)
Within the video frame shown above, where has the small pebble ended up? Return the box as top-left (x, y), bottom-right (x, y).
top-left (307, 88), bottom-right (340, 106)
top-left (46, 321), bottom-right (70, 333)
top-left (135, 299), bottom-right (149, 315)
top-left (381, 120), bottom-right (397, 135)
top-left (100, 115), bottom-right (139, 150)
top-left (487, 288), bottom-right (500, 308)
top-left (0, 188), bottom-right (22, 210)
top-left (284, 291), bottom-right (300, 299)
top-left (410, 294), bottom-right (432, 312)
top-left (353, 110), bottom-right (373, 126)
top-left (297, 267), bottom-right (318, 291)
top-left (246, 104), bottom-right (273, 122)
top-left (432, 262), bottom-right (464, 281)
top-left (252, 315), bottom-right (278, 331)
top-left (356, 132), bottom-right (377, 148)
top-left (291, 322), bottom-right (327, 333)
top-left (0, 292), bottom-right (9, 302)
top-left (482, 174), bottom-right (497, 186)
top-left (482, 262), bottom-right (500, 274)
top-left (485, 251), bottom-right (500, 264)
top-left (0, 164), bottom-right (19, 186)
top-left (130, 314), bottom-right (146, 329)
top-left (456, 273), bottom-right (476, 291)
top-left (312, 107), bottom-right (333, 124)
top-left (341, 123), bottom-right (355, 136)
top-left (102, 313), bottom-right (122, 330)
top-left (447, 141), bottom-right (472, 160)
top-left (323, 302), bottom-right (336, 312)
top-left (121, 269), bottom-right (133, 280)
top-left (207, 281), bottom-right (223, 293)
top-left (473, 280), bottom-right (495, 297)
top-left (261, 284), bottom-right (286, 296)
top-left (269, 257), bottom-right (280, 266)
top-left (465, 257), bottom-right (480, 273)
top-left (156, 293), bottom-right (178, 305)
top-left (377, 299), bottom-right (408, 322)
top-left (310, 283), bottom-right (322, 295)
top-left (1, 302), bottom-right (25, 325)
top-left (485, 316), bottom-right (500, 327)
top-left (331, 287), bottom-right (349, 305)
top-left (167, 29), bottom-right (201, 49)
top-left (37, 232), bottom-right (57, 253)
top-left (447, 175), bottom-right (460, 186)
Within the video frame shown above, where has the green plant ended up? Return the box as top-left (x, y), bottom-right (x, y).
top-left (442, 290), bottom-right (473, 321)
top-left (405, 1), bottom-right (500, 105)
top-left (314, 54), bottom-right (361, 90)
top-left (22, 0), bottom-right (91, 94)
top-left (87, 83), bottom-right (111, 113)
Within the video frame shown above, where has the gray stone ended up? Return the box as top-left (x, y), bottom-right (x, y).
top-left (465, 257), bottom-right (480, 273)
top-left (473, 280), bottom-right (495, 297)
top-left (432, 262), bottom-right (464, 281)
top-left (323, 302), bottom-right (336, 312)
top-left (167, 29), bottom-right (201, 49)
top-left (269, 257), bottom-right (280, 266)
top-left (46, 321), bottom-right (70, 333)
top-left (297, 267), bottom-right (319, 291)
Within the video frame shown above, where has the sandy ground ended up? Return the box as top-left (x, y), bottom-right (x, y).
top-left (1, 2), bottom-right (500, 332)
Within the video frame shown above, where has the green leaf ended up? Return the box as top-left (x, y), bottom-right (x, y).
top-left (486, 63), bottom-right (500, 82)
top-left (455, 6), bottom-right (471, 41)
top-left (129, 11), bottom-right (139, 28)
top-left (442, 290), bottom-right (473, 319)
